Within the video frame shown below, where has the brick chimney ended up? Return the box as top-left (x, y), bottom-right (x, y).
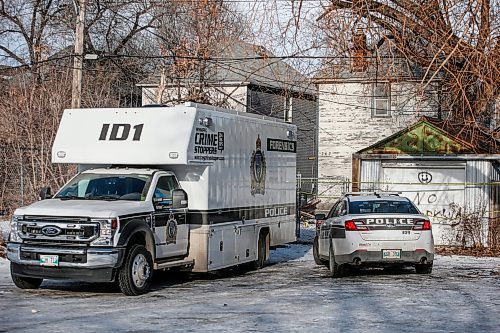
top-left (351, 28), bottom-right (368, 72)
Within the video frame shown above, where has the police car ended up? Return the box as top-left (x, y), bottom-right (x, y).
top-left (313, 192), bottom-right (434, 277)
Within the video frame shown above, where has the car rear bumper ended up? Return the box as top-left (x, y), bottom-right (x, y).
top-left (336, 249), bottom-right (434, 266)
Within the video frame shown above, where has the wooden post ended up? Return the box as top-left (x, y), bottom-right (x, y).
top-left (71, 0), bottom-right (86, 109)
top-left (352, 155), bottom-right (360, 192)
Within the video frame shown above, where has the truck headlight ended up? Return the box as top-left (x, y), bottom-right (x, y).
top-left (90, 218), bottom-right (118, 246)
top-left (9, 215), bottom-right (22, 243)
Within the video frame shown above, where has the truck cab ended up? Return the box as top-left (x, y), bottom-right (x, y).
top-left (9, 167), bottom-right (190, 295)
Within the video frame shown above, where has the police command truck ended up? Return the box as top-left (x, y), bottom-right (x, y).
top-left (7, 103), bottom-right (297, 295)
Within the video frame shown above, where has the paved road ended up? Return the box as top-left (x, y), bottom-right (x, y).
top-left (0, 244), bottom-right (499, 333)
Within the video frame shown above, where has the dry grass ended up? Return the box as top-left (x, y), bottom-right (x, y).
top-left (436, 246), bottom-right (500, 257)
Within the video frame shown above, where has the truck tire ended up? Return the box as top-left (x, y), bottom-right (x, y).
top-left (313, 236), bottom-right (325, 265)
top-left (253, 231), bottom-right (268, 269)
top-left (11, 266), bottom-right (43, 289)
top-left (117, 244), bottom-right (153, 296)
top-left (415, 262), bottom-right (433, 274)
top-left (328, 243), bottom-right (343, 278)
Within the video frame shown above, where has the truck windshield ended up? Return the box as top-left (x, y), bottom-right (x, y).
top-left (55, 173), bottom-right (152, 201)
top-left (349, 200), bottom-right (420, 214)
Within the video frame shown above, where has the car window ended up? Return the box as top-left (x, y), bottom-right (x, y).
top-left (327, 201), bottom-right (340, 218)
top-left (154, 176), bottom-right (178, 200)
top-left (329, 200), bottom-right (345, 218)
top-left (349, 200), bottom-right (420, 214)
top-left (55, 174), bottom-right (151, 201)
top-left (334, 202), bottom-right (342, 217)
top-left (339, 201), bottom-right (347, 216)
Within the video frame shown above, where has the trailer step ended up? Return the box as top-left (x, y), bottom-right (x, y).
top-left (154, 259), bottom-right (194, 270)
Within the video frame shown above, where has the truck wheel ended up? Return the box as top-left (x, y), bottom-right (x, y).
top-left (313, 236), bottom-right (325, 265)
top-left (11, 267), bottom-right (43, 289)
top-left (415, 262), bottom-right (433, 274)
top-left (253, 232), bottom-right (268, 269)
top-left (328, 243), bottom-right (343, 278)
top-left (117, 244), bottom-right (153, 296)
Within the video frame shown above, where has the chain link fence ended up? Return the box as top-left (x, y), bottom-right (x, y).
top-left (297, 176), bottom-right (351, 212)
top-left (0, 146), bottom-right (28, 219)
top-left (0, 145), bottom-right (75, 220)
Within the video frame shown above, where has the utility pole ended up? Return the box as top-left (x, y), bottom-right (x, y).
top-left (71, 0), bottom-right (86, 109)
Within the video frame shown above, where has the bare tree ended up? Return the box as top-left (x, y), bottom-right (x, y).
top-left (0, 0), bottom-right (172, 215)
top-left (154, 0), bottom-right (249, 104)
top-left (316, 0), bottom-right (499, 130)
top-left (0, 70), bottom-right (76, 214)
top-left (0, 0), bottom-right (69, 77)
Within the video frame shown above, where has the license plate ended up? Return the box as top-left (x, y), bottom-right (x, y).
top-left (382, 249), bottom-right (401, 259)
top-left (40, 255), bottom-right (59, 267)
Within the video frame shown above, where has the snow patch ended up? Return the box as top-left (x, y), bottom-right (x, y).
top-left (0, 220), bottom-right (10, 240)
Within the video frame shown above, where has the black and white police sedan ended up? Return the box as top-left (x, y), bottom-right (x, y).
top-left (313, 192), bottom-right (434, 277)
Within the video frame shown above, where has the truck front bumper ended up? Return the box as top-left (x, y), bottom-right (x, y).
top-left (7, 243), bottom-right (125, 282)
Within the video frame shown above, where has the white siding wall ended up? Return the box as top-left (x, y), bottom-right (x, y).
top-left (318, 81), bottom-right (440, 191)
top-left (466, 160), bottom-right (492, 245)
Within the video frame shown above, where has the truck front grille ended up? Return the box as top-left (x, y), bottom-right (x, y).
top-left (18, 216), bottom-right (99, 245)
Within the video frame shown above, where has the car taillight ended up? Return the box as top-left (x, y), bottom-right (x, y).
top-left (316, 220), bottom-right (324, 231)
top-left (413, 220), bottom-right (431, 231)
top-left (345, 220), bottom-right (356, 231)
top-left (345, 220), bottom-right (369, 231)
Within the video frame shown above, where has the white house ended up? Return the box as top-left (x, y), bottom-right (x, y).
top-left (313, 30), bottom-right (442, 203)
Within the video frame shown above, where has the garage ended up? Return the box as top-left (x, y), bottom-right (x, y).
top-left (352, 117), bottom-right (500, 246)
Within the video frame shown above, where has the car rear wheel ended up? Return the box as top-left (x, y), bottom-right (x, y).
top-left (313, 236), bottom-right (326, 265)
top-left (415, 262), bottom-right (433, 274)
top-left (252, 231), bottom-right (268, 269)
top-left (328, 243), bottom-right (343, 278)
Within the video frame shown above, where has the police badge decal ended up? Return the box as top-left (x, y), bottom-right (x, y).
top-left (166, 213), bottom-right (178, 244)
top-left (250, 135), bottom-right (266, 195)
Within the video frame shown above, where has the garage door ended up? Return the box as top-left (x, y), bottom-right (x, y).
top-left (380, 161), bottom-right (466, 245)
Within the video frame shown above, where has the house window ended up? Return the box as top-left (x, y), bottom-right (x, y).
top-left (372, 83), bottom-right (391, 117)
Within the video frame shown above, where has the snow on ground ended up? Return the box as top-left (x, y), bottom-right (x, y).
top-left (0, 220), bottom-right (9, 240)
top-left (0, 224), bottom-right (499, 333)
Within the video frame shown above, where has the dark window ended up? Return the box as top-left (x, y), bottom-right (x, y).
top-left (327, 201), bottom-right (340, 219)
top-left (349, 200), bottom-right (420, 215)
top-left (372, 82), bottom-right (391, 117)
top-left (55, 173), bottom-right (151, 201)
top-left (154, 176), bottom-right (178, 199)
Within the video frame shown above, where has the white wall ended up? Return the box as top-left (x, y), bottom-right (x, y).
top-left (317, 81), bottom-right (440, 201)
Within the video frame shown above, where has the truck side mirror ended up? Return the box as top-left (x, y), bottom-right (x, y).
top-left (315, 213), bottom-right (326, 220)
top-left (39, 186), bottom-right (52, 200)
top-left (172, 189), bottom-right (188, 209)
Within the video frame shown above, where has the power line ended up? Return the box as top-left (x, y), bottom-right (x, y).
top-left (0, 51), bottom-right (445, 117)
top-left (0, 0), bottom-right (456, 119)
